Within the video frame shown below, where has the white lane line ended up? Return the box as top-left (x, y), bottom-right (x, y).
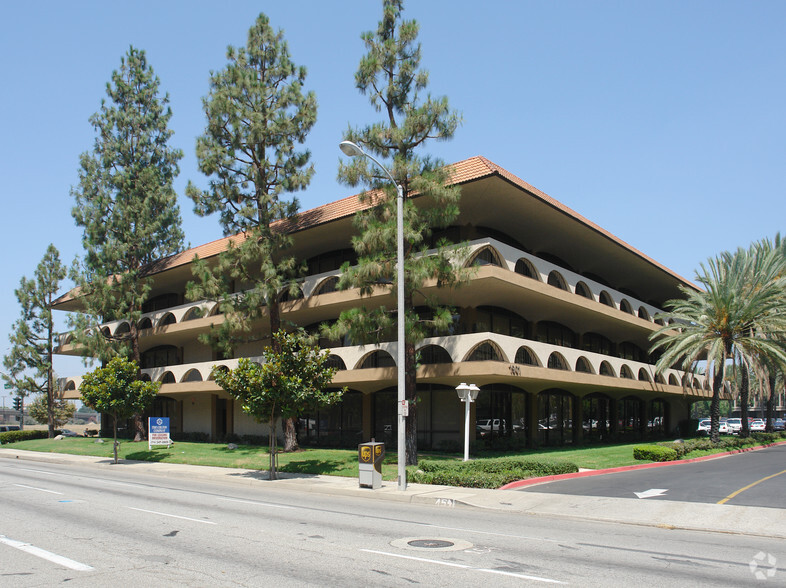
top-left (13, 483), bottom-right (63, 495)
top-left (360, 549), bottom-right (565, 584)
top-left (0, 535), bottom-right (94, 571)
top-left (125, 506), bottom-right (217, 524)
top-left (218, 497), bottom-right (294, 509)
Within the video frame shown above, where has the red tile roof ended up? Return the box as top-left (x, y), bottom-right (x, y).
top-left (52, 156), bottom-right (695, 306)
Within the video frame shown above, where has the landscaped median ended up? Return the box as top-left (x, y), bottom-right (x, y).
top-left (3, 432), bottom-right (785, 490)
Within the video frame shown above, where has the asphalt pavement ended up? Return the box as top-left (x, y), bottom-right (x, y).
top-left (2, 444), bottom-right (785, 540)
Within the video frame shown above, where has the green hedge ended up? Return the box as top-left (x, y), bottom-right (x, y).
top-left (632, 445), bottom-right (678, 462)
top-left (410, 457), bottom-right (578, 489)
top-left (0, 429), bottom-right (49, 444)
top-left (634, 431), bottom-right (786, 461)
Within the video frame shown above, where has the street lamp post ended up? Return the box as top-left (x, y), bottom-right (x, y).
top-left (455, 383), bottom-right (480, 461)
top-left (339, 141), bottom-right (407, 491)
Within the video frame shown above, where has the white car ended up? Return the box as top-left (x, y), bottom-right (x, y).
top-left (726, 418), bottom-right (742, 433)
top-left (697, 419), bottom-right (729, 434)
top-left (750, 420), bottom-right (766, 432)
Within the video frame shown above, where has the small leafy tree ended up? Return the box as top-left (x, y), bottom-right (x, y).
top-left (329, 0), bottom-right (466, 465)
top-left (3, 244), bottom-right (66, 437)
top-left (28, 394), bottom-right (75, 430)
top-left (79, 357), bottom-right (159, 464)
top-left (187, 13), bottom-right (317, 452)
top-left (212, 331), bottom-right (343, 479)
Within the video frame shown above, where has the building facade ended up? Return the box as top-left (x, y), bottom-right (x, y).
top-left (54, 156), bottom-right (719, 449)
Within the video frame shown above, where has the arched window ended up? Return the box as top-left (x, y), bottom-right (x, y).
top-left (620, 299), bottom-right (634, 315)
top-left (538, 390), bottom-right (574, 446)
top-left (638, 368), bottom-right (652, 382)
top-left (600, 361), bottom-right (616, 377)
top-left (668, 374), bottom-right (679, 386)
top-left (325, 355), bottom-right (346, 370)
top-left (575, 357), bottom-right (593, 373)
top-left (547, 271), bottom-right (569, 291)
top-left (160, 372), bottom-right (176, 384)
top-left (620, 365), bottom-right (635, 379)
top-left (515, 346), bottom-right (539, 366)
top-left (575, 281), bottom-right (592, 299)
top-left (638, 307), bottom-right (651, 321)
top-left (115, 322), bottom-right (130, 336)
top-left (158, 313), bottom-right (176, 327)
top-left (583, 393), bottom-right (611, 442)
top-left (469, 247), bottom-right (503, 267)
top-left (209, 365), bottom-right (230, 380)
top-left (418, 345), bottom-right (452, 365)
top-left (137, 317), bottom-right (153, 330)
top-left (306, 248), bottom-right (357, 275)
top-left (547, 352), bottom-right (569, 370)
top-left (315, 276), bottom-right (340, 296)
top-left (139, 373), bottom-right (152, 382)
top-left (467, 342), bottom-right (503, 362)
top-left (65, 380), bottom-right (76, 391)
top-left (655, 374), bottom-right (666, 384)
top-left (182, 307), bottom-right (204, 321)
top-left (359, 350), bottom-right (395, 369)
top-left (599, 291), bottom-right (614, 308)
top-left (514, 258), bottom-right (538, 280)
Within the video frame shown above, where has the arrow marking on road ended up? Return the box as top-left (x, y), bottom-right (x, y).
top-left (634, 488), bottom-right (668, 499)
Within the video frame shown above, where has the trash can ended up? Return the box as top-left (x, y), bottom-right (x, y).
top-left (358, 440), bottom-right (385, 489)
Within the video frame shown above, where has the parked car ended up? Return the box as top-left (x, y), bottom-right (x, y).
top-left (773, 419), bottom-right (786, 431)
top-left (58, 429), bottom-right (79, 437)
top-left (726, 418), bottom-right (742, 434)
top-left (476, 419), bottom-right (506, 436)
top-left (750, 420), bottom-right (766, 432)
top-left (0, 425), bottom-right (21, 433)
top-left (697, 419), bottom-right (730, 435)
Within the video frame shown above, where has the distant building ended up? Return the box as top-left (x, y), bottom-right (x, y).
top-left (54, 156), bottom-right (720, 447)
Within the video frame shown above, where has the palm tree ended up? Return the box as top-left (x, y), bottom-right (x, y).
top-left (650, 247), bottom-right (786, 443)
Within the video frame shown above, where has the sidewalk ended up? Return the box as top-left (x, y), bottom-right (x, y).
top-left (2, 447), bottom-right (784, 540)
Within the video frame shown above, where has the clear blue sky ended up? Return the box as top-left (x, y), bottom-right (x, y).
top-left (1, 0), bottom-right (784, 406)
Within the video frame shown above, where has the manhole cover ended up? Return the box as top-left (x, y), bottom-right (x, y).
top-left (408, 539), bottom-right (455, 549)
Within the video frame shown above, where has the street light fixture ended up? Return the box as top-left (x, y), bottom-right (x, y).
top-left (455, 382), bottom-right (480, 461)
top-left (339, 140), bottom-right (407, 491)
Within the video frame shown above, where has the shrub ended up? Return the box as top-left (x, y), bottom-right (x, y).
top-left (633, 445), bottom-right (678, 462)
top-left (0, 429), bottom-right (48, 444)
top-left (411, 457), bottom-right (578, 489)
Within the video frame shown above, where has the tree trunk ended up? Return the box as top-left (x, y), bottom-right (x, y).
top-left (405, 340), bottom-right (417, 466)
top-left (709, 362), bottom-right (723, 444)
top-left (130, 321), bottom-right (145, 442)
top-left (739, 365), bottom-right (750, 438)
top-left (113, 414), bottom-right (119, 464)
top-left (766, 372), bottom-right (776, 432)
top-left (268, 413), bottom-right (278, 480)
top-left (283, 417), bottom-right (298, 452)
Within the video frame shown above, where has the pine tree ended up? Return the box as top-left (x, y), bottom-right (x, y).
top-left (3, 245), bottom-right (66, 437)
top-left (70, 46), bottom-right (184, 440)
top-left (330, 0), bottom-right (465, 466)
top-left (186, 13), bottom-right (317, 451)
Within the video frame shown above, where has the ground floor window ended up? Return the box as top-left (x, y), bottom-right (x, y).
top-left (298, 390), bottom-right (362, 448)
top-left (474, 384), bottom-right (528, 447)
top-left (538, 389), bottom-right (574, 445)
top-left (617, 396), bottom-right (642, 440)
top-left (582, 393), bottom-right (610, 442)
top-left (648, 399), bottom-right (666, 435)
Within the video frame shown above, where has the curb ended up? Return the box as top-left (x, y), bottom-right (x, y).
top-left (499, 440), bottom-right (786, 490)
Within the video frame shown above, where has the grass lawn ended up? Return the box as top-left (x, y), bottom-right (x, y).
top-left (0, 436), bottom-right (739, 481)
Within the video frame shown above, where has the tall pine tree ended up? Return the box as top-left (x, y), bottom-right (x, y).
top-left (186, 13), bottom-right (317, 451)
top-left (330, 0), bottom-right (465, 465)
top-left (3, 245), bottom-right (66, 437)
top-left (70, 46), bottom-right (184, 440)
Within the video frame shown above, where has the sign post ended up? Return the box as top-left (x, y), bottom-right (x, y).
top-left (148, 417), bottom-right (172, 450)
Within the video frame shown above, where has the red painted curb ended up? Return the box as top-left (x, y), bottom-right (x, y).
top-left (498, 440), bottom-right (786, 490)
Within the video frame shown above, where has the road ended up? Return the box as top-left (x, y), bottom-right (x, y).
top-left (519, 444), bottom-right (786, 508)
top-left (1, 458), bottom-right (784, 586)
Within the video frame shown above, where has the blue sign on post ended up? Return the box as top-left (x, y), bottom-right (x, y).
top-left (148, 417), bottom-right (172, 449)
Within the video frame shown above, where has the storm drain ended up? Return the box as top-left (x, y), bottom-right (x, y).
top-left (391, 537), bottom-right (473, 552)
